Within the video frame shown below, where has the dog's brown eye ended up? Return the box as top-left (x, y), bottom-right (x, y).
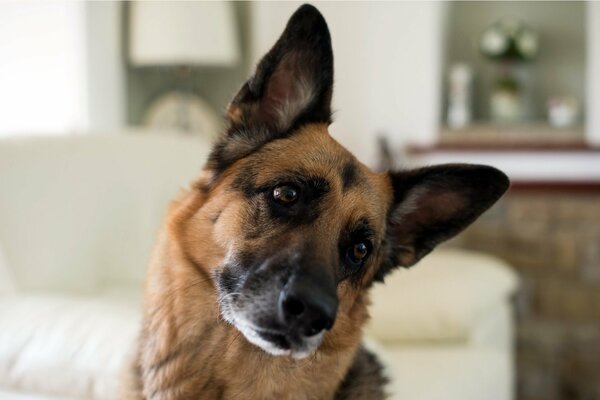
top-left (349, 242), bottom-right (369, 264)
top-left (273, 185), bottom-right (299, 204)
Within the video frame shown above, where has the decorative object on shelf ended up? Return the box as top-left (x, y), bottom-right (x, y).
top-left (129, 1), bottom-right (239, 137)
top-left (547, 96), bottom-right (579, 128)
top-left (447, 63), bottom-right (473, 129)
top-left (479, 18), bottom-right (539, 124)
top-left (490, 77), bottom-right (522, 124)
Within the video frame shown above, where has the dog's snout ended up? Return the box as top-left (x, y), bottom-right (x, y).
top-left (279, 275), bottom-right (338, 337)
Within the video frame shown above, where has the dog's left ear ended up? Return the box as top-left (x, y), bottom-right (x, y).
top-left (377, 164), bottom-right (509, 279)
top-left (207, 4), bottom-right (333, 172)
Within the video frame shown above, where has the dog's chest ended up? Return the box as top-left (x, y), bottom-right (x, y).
top-left (213, 345), bottom-right (353, 400)
top-left (211, 345), bottom-right (387, 400)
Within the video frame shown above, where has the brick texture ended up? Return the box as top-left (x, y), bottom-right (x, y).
top-left (453, 192), bottom-right (600, 400)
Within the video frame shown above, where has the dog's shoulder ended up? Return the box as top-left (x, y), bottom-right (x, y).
top-left (335, 345), bottom-right (389, 400)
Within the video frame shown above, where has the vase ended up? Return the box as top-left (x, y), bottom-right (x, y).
top-left (490, 74), bottom-right (522, 124)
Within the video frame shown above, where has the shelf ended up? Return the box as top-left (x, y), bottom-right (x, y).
top-left (405, 124), bottom-right (600, 190)
top-left (409, 122), bottom-right (593, 153)
top-left (408, 142), bottom-right (600, 154)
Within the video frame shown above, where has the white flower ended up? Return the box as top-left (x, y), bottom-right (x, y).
top-left (517, 30), bottom-right (539, 59)
top-left (480, 27), bottom-right (508, 57)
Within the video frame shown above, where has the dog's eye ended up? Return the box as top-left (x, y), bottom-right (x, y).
top-left (272, 185), bottom-right (299, 205)
top-left (347, 242), bottom-right (369, 264)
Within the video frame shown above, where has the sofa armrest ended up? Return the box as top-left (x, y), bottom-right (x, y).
top-left (365, 248), bottom-right (518, 344)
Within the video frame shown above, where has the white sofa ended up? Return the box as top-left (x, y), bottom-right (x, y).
top-left (0, 134), bottom-right (518, 400)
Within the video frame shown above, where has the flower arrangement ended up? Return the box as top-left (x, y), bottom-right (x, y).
top-left (479, 19), bottom-right (539, 123)
top-left (479, 18), bottom-right (539, 62)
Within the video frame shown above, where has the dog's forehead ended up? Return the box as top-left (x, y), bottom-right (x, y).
top-left (244, 124), bottom-right (380, 189)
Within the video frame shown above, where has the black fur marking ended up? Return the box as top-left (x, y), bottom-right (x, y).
top-left (147, 347), bottom-right (184, 374)
top-left (198, 377), bottom-right (225, 399)
top-left (217, 265), bottom-right (244, 295)
top-left (375, 164), bottom-right (509, 281)
top-left (207, 126), bottom-right (278, 178)
top-left (341, 162), bottom-right (358, 191)
top-left (335, 347), bottom-right (388, 400)
top-left (231, 164), bottom-right (260, 199)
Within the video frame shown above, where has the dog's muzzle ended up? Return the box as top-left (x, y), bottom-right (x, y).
top-left (249, 265), bottom-right (339, 358)
top-left (217, 251), bottom-right (339, 358)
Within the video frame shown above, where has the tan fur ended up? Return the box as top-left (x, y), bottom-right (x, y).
top-left (122, 124), bottom-right (394, 399)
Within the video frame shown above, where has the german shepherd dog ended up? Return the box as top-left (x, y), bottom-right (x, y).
top-left (123, 4), bottom-right (509, 399)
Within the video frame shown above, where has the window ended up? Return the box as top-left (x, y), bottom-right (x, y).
top-left (0, 1), bottom-right (88, 136)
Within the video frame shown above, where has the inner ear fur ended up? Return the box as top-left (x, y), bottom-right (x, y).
top-left (207, 4), bottom-right (334, 173)
top-left (377, 164), bottom-right (510, 280)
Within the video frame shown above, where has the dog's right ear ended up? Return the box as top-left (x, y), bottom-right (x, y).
top-left (208, 4), bottom-right (334, 172)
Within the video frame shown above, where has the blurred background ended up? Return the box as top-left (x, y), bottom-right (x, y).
top-left (0, 2), bottom-right (599, 400)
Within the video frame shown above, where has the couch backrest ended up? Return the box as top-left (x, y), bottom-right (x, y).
top-left (0, 134), bottom-right (210, 293)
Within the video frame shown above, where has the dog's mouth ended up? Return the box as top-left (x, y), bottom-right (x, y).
top-left (255, 329), bottom-right (292, 350)
top-left (226, 311), bottom-right (325, 359)
top-left (253, 325), bottom-right (324, 359)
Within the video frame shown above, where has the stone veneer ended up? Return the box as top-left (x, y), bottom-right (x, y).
top-left (451, 191), bottom-right (600, 400)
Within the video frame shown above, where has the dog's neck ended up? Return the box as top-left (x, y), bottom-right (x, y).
top-left (135, 191), bottom-right (368, 399)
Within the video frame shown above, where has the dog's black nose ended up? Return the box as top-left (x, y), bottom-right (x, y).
top-left (279, 275), bottom-right (338, 337)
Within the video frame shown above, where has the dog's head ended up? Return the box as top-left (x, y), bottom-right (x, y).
top-left (185, 5), bottom-right (509, 359)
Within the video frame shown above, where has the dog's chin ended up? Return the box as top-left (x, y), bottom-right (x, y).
top-left (227, 313), bottom-right (324, 359)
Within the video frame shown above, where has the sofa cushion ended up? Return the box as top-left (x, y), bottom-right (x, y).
top-left (0, 293), bottom-right (140, 400)
top-left (0, 134), bottom-right (209, 293)
top-left (365, 248), bottom-right (518, 343)
top-left (372, 342), bottom-right (512, 400)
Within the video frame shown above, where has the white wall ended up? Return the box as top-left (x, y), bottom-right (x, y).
top-left (586, 1), bottom-right (600, 146)
top-left (85, 1), bottom-right (125, 131)
top-left (0, 1), bottom-right (89, 135)
top-left (251, 2), bottom-right (445, 166)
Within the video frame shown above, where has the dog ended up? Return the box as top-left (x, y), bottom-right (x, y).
top-left (122, 4), bottom-right (509, 399)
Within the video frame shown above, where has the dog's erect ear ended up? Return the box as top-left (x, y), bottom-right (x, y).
top-left (207, 4), bottom-right (333, 173)
top-left (377, 164), bottom-right (509, 279)
top-left (228, 4), bottom-right (333, 132)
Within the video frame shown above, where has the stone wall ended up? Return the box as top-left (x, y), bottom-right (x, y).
top-left (452, 191), bottom-right (600, 400)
